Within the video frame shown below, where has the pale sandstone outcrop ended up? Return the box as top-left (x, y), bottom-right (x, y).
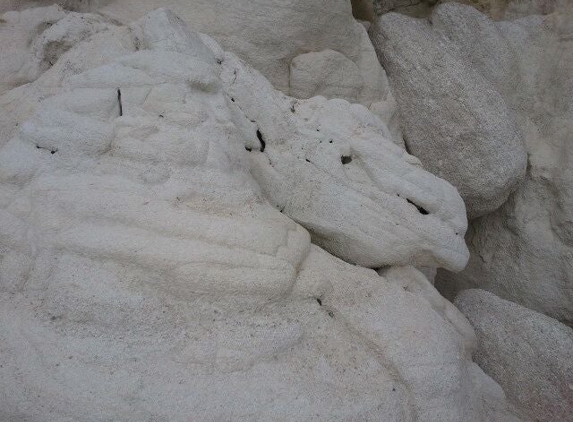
top-left (1, 0), bottom-right (402, 143)
top-left (0, 6), bottom-right (469, 271)
top-left (0, 8), bottom-right (523, 421)
top-left (0, 5), bottom-right (113, 95)
top-left (0, 5), bottom-right (136, 147)
top-left (220, 51), bottom-right (468, 270)
top-left (4, 0), bottom-right (391, 107)
top-left (289, 49), bottom-right (364, 103)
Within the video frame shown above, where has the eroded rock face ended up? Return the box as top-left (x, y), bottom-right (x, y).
top-left (435, 2), bottom-right (573, 323)
top-left (220, 52), bottom-right (469, 270)
top-left (369, 9), bottom-right (527, 218)
top-left (0, 5), bottom-right (113, 95)
top-left (0, 5), bottom-right (138, 148)
top-left (7, 0), bottom-right (391, 107)
top-left (455, 290), bottom-right (573, 422)
top-left (0, 8), bottom-right (521, 421)
top-left (0, 7), bottom-right (470, 272)
top-left (2, 0), bottom-right (404, 145)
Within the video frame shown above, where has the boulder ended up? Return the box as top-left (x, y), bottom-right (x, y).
top-left (0, 5), bottom-right (113, 95)
top-left (289, 49), bottom-right (364, 103)
top-left (0, 7), bottom-right (471, 272)
top-left (455, 289), bottom-right (573, 422)
top-left (370, 0), bottom-right (561, 20)
top-left (435, 3), bottom-right (573, 323)
top-left (369, 10), bottom-right (527, 218)
top-left (0, 6), bottom-right (133, 147)
top-left (2, 1), bottom-right (400, 143)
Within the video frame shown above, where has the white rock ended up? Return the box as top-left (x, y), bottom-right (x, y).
top-left (369, 10), bottom-right (527, 218)
top-left (9, 0), bottom-right (391, 106)
top-left (435, 3), bottom-right (573, 323)
top-left (1, 6), bottom-right (469, 270)
top-left (289, 24), bottom-right (390, 107)
top-left (294, 250), bottom-right (526, 422)
top-left (0, 6), bottom-right (136, 147)
top-left (289, 49), bottom-right (364, 103)
top-left (0, 1), bottom-right (95, 13)
top-left (455, 289), bottom-right (573, 422)
top-left (2, 2), bottom-right (396, 141)
top-left (369, 94), bottom-right (404, 147)
top-left (380, 266), bottom-right (476, 346)
top-left (0, 9), bottom-right (521, 421)
top-left (220, 52), bottom-right (469, 270)
top-left (0, 5), bottom-right (113, 95)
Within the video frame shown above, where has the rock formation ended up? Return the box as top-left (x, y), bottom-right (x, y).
top-left (0, 0), bottom-right (571, 421)
top-left (369, 8), bottom-right (527, 218)
top-left (369, 0), bottom-right (565, 19)
top-left (220, 51), bottom-right (468, 270)
top-left (433, 1), bottom-right (573, 324)
top-left (4, 0), bottom-right (390, 106)
top-left (0, 6), bottom-right (521, 421)
top-left (455, 289), bottom-right (573, 422)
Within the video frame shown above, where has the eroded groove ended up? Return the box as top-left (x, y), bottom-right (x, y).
top-left (117, 88), bottom-right (123, 117)
top-left (256, 129), bottom-right (266, 152)
top-left (406, 198), bottom-right (429, 215)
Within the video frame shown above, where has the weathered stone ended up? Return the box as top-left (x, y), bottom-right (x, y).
top-left (0, 9), bottom-right (522, 421)
top-left (369, 10), bottom-right (527, 218)
top-left (435, 2), bottom-right (573, 323)
top-left (455, 289), bottom-right (573, 422)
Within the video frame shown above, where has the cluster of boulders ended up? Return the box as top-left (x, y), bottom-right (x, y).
top-left (0, 1), bottom-right (571, 421)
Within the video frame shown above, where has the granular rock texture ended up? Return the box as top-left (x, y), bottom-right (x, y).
top-left (220, 51), bottom-right (468, 270)
top-left (0, 7), bottom-right (525, 422)
top-left (369, 9), bottom-right (527, 218)
top-left (5, 0), bottom-right (391, 107)
top-left (455, 289), bottom-right (573, 422)
top-left (1, 1), bottom-right (571, 421)
top-left (435, 2), bottom-right (573, 324)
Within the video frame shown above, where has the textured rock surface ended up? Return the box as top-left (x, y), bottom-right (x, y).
top-left (221, 52), bottom-right (468, 270)
top-left (0, 7), bottom-right (470, 272)
top-left (0, 5), bottom-right (113, 95)
top-left (120, 0), bottom-right (387, 100)
top-left (369, 9), bottom-right (527, 218)
top-left (504, 0), bottom-right (568, 18)
top-left (455, 289), bottom-right (573, 422)
top-left (3, 1), bottom-right (403, 143)
top-left (0, 8), bottom-right (523, 421)
top-left (369, 0), bottom-right (564, 19)
top-left (7, 0), bottom-right (391, 107)
top-left (373, 0), bottom-right (440, 16)
top-left (3, 4), bottom-right (467, 270)
top-left (0, 5), bottom-right (137, 148)
top-left (435, 2), bottom-right (573, 323)
top-left (289, 49), bottom-right (364, 103)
